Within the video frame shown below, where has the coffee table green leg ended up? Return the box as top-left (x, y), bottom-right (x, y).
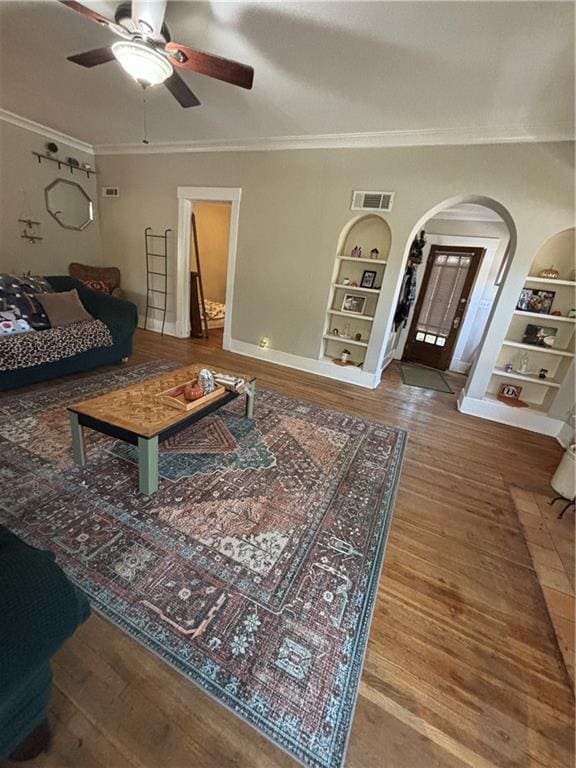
top-left (69, 412), bottom-right (86, 466)
top-left (138, 436), bottom-right (159, 495)
top-left (245, 381), bottom-right (256, 418)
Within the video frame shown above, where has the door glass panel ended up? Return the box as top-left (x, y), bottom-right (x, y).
top-left (416, 252), bottom-right (472, 337)
top-left (424, 333), bottom-right (436, 344)
top-left (416, 331), bottom-right (425, 341)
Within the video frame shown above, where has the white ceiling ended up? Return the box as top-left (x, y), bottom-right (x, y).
top-left (0, 1), bottom-right (574, 149)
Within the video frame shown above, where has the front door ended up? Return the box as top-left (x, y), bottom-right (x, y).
top-left (402, 245), bottom-right (484, 370)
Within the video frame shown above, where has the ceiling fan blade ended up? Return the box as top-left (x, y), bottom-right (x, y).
top-left (165, 42), bottom-right (254, 90)
top-left (164, 71), bottom-right (201, 108)
top-left (67, 46), bottom-right (115, 68)
top-left (59, 1), bottom-right (125, 36)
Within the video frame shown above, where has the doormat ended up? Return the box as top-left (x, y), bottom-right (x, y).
top-left (0, 361), bottom-right (407, 768)
top-left (400, 364), bottom-right (454, 394)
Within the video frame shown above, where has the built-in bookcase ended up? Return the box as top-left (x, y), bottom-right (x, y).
top-left (321, 214), bottom-right (391, 368)
top-left (486, 232), bottom-right (575, 418)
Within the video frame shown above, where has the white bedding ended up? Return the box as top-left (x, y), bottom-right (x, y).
top-left (204, 299), bottom-right (225, 328)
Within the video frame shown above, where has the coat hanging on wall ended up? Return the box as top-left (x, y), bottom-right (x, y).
top-left (393, 230), bottom-right (426, 331)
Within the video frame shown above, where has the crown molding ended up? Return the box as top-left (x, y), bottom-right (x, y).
top-left (93, 122), bottom-right (575, 156)
top-left (0, 108), bottom-right (94, 155)
top-left (0, 108), bottom-right (572, 157)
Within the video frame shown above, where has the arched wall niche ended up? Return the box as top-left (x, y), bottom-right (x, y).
top-left (530, 228), bottom-right (575, 279)
top-left (336, 213), bottom-right (392, 261)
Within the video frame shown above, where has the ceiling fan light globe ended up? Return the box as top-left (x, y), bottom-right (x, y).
top-left (111, 41), bottom-right (172, 86)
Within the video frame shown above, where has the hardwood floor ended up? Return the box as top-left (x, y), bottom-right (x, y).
top-left (12, 329), bottom-right (575, 768)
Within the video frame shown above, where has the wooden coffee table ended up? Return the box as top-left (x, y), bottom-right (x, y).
top-left (67, 364), bottom-right (256, 495)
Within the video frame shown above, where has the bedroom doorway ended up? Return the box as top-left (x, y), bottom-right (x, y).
top-left (176, 187), bottom-right (242, 349)
top-left (190, 201), bottom-right (232, 344)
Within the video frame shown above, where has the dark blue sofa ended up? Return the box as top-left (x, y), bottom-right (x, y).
top-left (0, 276), bottom-right (138, 391)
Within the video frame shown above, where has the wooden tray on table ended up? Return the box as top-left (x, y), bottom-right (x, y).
top-left (157, 381), bottom-right (227, 412)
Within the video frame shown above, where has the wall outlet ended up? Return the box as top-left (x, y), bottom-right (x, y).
top-left (102, 186), bottom-right (120, 198)
top-left (259, 337), bottom-right (269, 348)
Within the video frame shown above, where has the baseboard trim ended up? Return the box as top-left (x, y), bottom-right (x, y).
top-left (138, 317), bottom-right (178, 337)
top-left (229, 339), bottom-right (380, 388)
top-left (457, 392), bottom-right (564, 437)
top-left (450, 359), bottom-right (471, 374)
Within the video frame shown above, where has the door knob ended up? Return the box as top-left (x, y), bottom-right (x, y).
top-left (453, 316), bottom-right (461, 329)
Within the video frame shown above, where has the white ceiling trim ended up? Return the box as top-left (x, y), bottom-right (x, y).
top-left (1, 108), bottom-right (573, 157)
top-left (94, 122), bottom-right (574, 156)
top-left (0, 108), bottom-right (94, 155)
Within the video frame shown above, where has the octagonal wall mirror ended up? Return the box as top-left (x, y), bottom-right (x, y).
top-left (45, 178), bottom-right (94, 231)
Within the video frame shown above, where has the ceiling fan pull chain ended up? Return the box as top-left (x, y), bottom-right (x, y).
top-left (142, 87), bottom-right (150, 145)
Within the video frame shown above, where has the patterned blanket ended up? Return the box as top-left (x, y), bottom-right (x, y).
top-left (0, 320), bottom-right (113, 371)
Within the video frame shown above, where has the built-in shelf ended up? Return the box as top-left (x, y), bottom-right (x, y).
top-left (337, 256), bottom-right (387, 265)
top-left (32, 151), bottom-right (96, 178)
top-left (322, 214), bottom-right (391, 369)
top-left (514, 310), bottom-right (575, 323)
top-left (323, 333), bottom-right (369, 348)
top-left (484, 393), bottom-right (548, 413)
top-left (492, 367), bottom-right (562, 388)
top-left (524, 276), bottom-right (576, 287)
top-left (321, 355), bottom-right (364, 369)
top-left (502, 340), bottom-right (574, 358)
top-left (328, 309), bottom-right (375, 321)
top-left (332, 283), bottom-right (381, 294)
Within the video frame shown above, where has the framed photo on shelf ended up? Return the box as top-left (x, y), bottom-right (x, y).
top-left (522, 323), bottom-right (558, 348)
top-left (498, 382), bottom-right (522, 400)
top-left (516, 288), bottom-right (555, 314)
top-left (360, 270), bottom-right (377, 288)
top-left (341, 294), bottom-right (366, 315)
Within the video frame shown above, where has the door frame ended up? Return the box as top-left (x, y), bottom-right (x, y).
top-left (393, 234), bottom-right (502, 370)
top-left (176, 186), bottom-right (242, 348)
top-left (402, 244), bottom-right (485, 370)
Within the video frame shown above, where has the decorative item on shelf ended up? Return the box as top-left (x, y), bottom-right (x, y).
top-left (522, 323), bottom-right (557, 348)
top-left (341, 323), bottom-right (351, 338)
top-left (539, 368), bottom-right (549, 379)
top-left (361, 270), bottom-right (377, 288)
top-left (569, 309), bottom-right (576, 318)
top-left (538, 265), bottom-right (560, 279)
top-left (408, 230), bottom-right (427, 265)
top-left (45, 141), bottom-right (58, 157)
top-left (551, 310), bottom-right (563, 316)
top-left (67, 157), bottom-right (80, 168)
top-left (504, 362), bottom-right (513, 373)
top-left (516, 288), bottom-right (555, 314)
top-left (198, 368), bottom-right (215, 394)
top-left (516, 353), bottom-right (530, 374)
top-left (341, 294), bottom-right (366, 315)
top-left (331, 328), bottom-right (339, 335)
top-left (497, 382), bottom-right (528, 407)
top-left (82, 162), bottom-right (92, 172)
top-left (569, 269), bottom-right (576, 282)
top-left (341, 277), bottom-right (351, 285)
top-left (354, 332), bottom-right (362, 342)
top-left (340, 349), bottom-right (351, 363)
top-left (350, 281), bottom-right (358, 287)
top-left (350, 245), bottom-right (362, 258)
top-left (370, 248), bottom-right (380, 260)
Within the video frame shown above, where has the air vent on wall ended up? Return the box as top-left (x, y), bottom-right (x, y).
top-left (102, 186), bottom-right (120, 198)
top-left (351, 190), bottom-right (394, 212)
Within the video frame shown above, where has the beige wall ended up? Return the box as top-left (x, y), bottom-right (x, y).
top-left (0, 121), bottom-right (102, 275)
top-left (96, 141), bottom-right (574, 397)
top-left (192, 201), bottom-right (231, 305)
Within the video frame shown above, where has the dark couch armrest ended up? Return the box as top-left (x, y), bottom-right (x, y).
top-left (46, 276), bottom-right (138, 344)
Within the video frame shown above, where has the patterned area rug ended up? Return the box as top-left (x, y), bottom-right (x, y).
top-left (0, 362), bottom-right (406, 768)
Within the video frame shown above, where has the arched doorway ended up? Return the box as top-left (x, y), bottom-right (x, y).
top-left (382, 196), bottom-right (517, 376)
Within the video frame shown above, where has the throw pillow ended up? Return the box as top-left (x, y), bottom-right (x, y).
top-left (35, 289), bottom-right (94, 327)
top-left (0, 274), bottom-right (52, 330)
top-left (81, 278), bottom-right (112, 295)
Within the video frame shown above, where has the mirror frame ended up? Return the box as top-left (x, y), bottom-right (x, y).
top-left (44, 178), bottom-right (94, 231)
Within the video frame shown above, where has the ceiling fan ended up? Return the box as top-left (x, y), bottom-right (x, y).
top-left (60, 0), bottom-right (254, 107)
